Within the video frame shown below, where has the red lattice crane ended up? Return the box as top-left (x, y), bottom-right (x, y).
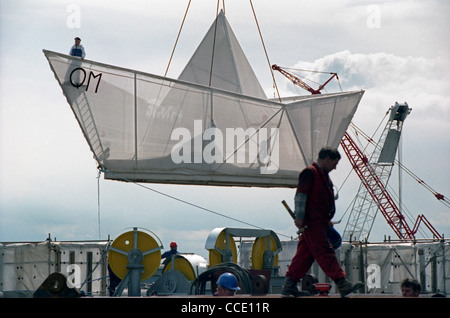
top-left (274, 65), bottom-right (443, 240)
top-left (272, 64), bottom-right (338, 95)
top-left (340, 131), bottom-right (442, 240)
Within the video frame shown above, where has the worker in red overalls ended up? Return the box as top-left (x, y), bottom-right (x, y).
top-left (282, 147), bottom-right (363, 297)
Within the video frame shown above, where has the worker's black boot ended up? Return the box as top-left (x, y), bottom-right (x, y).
top-left (334, 277), bottom-right (364, 297)
top-left (281, 276), bottom-right (310, 298)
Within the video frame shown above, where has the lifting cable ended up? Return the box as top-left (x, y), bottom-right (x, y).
top-left (249, 0), bottom-right (281, 102)
top-left (97, 169), bottom-right (102, 239)
top-left (208, 0), bottom-right (221, 87)
top-left (164, 0), bottom-right (191, 77)
top-left (140, 1), bottom-right (291, 239)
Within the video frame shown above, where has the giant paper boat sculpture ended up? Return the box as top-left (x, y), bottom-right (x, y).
top-left (44, 11), bottom-right (363, 188)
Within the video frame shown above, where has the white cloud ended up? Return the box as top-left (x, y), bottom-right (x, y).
top-left (277, 49), bottom-right (450, 240)
top-left (289, 50), bottom-right (448, 90)
top-left (281, 50), bottom-right (450, 132)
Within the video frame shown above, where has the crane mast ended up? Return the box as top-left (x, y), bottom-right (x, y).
top-left (272, 63), bottom-right (442, 240)
top-left (341, 103), bottom-right (441, 241)
top-left (342, 103), bottom-right (411, 240)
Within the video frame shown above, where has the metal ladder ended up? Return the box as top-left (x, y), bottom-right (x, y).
top-left (73, 91), bottom-right (109, 163)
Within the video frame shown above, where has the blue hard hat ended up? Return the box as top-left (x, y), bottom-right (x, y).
top-left (217, 273), bottom-right (240, 291)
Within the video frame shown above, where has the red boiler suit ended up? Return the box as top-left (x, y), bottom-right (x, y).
top-left (285, 162), bottom-right (346, 282)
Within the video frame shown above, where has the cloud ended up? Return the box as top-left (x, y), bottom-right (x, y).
top-left (279, 50), bottom-right (449, 240)
top-left (290, 50), bottom-right (448, 90)
top-left (280, 51), bottom-right (450, 132)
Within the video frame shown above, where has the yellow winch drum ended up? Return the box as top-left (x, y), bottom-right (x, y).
top-left (205, 227), bottom-right (282, 269)
top-left (251, 234), bottom-right (281, 270)
top-left (205, 228), bottom-right (238, 267)
top-left (108, 227), bottom-right (163, 281)
top-left (162, 255), bottom-right (197, 281)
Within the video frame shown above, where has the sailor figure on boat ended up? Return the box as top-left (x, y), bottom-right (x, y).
top-left (69, 37), bottom-right (85, 59)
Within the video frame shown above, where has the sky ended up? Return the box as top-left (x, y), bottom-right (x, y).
top-left (1, 0), bottom-right (449, 258)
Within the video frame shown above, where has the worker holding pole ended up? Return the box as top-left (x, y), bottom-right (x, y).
top-left (281, 147), bottom-right (363, 297)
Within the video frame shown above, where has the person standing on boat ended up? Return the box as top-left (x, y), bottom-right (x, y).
top-left (66, 37), bottom-right (85, 86)
top-left (69, 37), bottom-right (85, 59)
top-left (281, 147), bottom-right (364, 297)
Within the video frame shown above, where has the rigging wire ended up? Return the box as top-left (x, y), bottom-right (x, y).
top-left (127, 1), bottom-right (291, 240)
top-left (222, 0), bottom-right (226, 15)
top-left (208, 0), bottom-right (221, 87)
top-left (334, 118), bottom-right (383, 225)
top-left (336, 117), bottom-right (448, 235)
top-left (155, 1), bottom-right (446, 242)
top-left (98, 167), bottom-right (292, 239)
top-left (164, 0), bottom-right (191, 77)
top-left (337, 113), bottom-right (388, 195)
top-left (249, 0), bottom-right (281, 102)
top-left (149, 0), bottom-right (191, 148)
top-left (97, 169), bottom-right (102, 240)
top-left (335, 105), bottom-right (450, 227)
top-left (349, 121), bottom-right (449, 208)
top-left (283, 66), bottom-right (337, 75)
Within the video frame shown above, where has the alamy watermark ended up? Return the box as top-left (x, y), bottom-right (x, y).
top-left (366, 264), bottom-right (381, 289)
top-left (66, 264), bottom-right (82, 289)
top-left (66, 4), bottom-right (81, 29)
top-left (170, 120), bottom-right (280, 174)
top-left (366, 4), bottom-right (381, 29)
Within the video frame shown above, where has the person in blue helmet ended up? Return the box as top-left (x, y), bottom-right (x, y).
top-left (215, 273), bottom-right (240, 296)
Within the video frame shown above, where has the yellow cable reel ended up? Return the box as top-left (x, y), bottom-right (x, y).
top-left (206, 228), bottom-right (237, 267)
top-left (162, 255), bottom-right (196, 281)
top-left (251, 234), bottom-right (280, 270)
top-left (108, 227), bottom-right (162, 281)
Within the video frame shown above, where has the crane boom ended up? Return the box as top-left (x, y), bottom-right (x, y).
top-left (340, 103), bottom-right (442, 241)
top-left (271, 64), bottom-right (338, 95)
top-left (341, 131), bottom-right (414, 239)
top-left (274, 64), bottom-right (443, 241)
top-left (341, 131), bottom-right (442, 240)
